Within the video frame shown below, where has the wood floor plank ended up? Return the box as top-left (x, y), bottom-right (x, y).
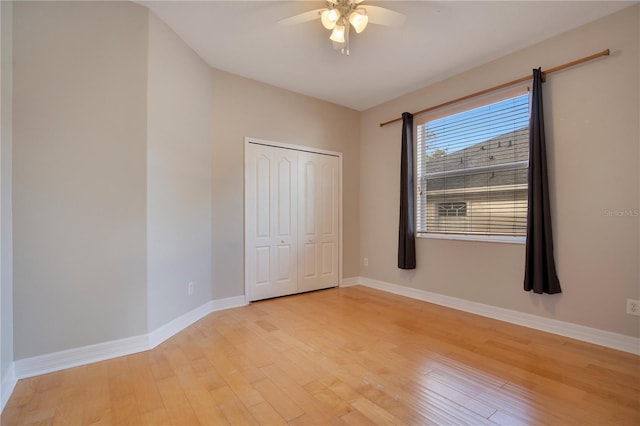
top-left (3, 286), bottom-right (638, 425)
top-left (109, 395), bottom-right (141, 426)
top-left (126, 353), bottom-right (165, 415)
top-left (350, 396), bottom-right (405, 425)
top-left (205, 349), bottom-right (265, 408)
top-left (260, 363), bottom-right (347, 423)
top-left (247, 401), bottom-right (288, 426)
top-left (252, 377), bottom-right (305, 421)
top-left (302, 380), bottom-right (353, 416)
top-left (106, 358), bottom-right (134, 401)
top-left (82, 400), bottom-right (111, 426)
top-left (139, 407), bottom-right (170, 426)
top-left (52, 399), bottom-right (85, 425)
top-left (169, 355), bottom-right (230, 426)
top-left (81, 362), bottom-right (111, 426)
top-left (340, 407), bottom-right (378, 426)
top-left (209, 386), bottom-right (259, 425)
top-left (154, 376), bottom-right (201, 426)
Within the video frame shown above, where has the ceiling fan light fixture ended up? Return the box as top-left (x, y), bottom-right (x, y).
top-left (329, 24), bottom-right (346, 43)
top-left (321, 8), bottom-right (341, 30)
top-left (349, 10), bottom-right (368, 33)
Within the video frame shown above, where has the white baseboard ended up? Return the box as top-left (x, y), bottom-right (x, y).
top-left (340, 276), bottom-right (360, 287)
top-left (12, 295), bottom-right (247, 382)
top-left (14, 334), bottom-right (149, 380)
top-left (210, 295), bottom-right (247, 312)
top-left (1, 363), bottom-right (16, 411)
top-left (350, 276), bottom-right (640, 355)
top-left (149, 295), bottom-right (246, 348)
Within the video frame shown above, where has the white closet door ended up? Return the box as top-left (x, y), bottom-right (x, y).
top-left (246, 143), bottom-right (298, 301)
top-left (298, 152), bottom-right (340, 292)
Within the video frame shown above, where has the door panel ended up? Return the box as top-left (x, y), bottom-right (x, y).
top-left (276, 245), bottom-right (291, 281)
top-left (303, 162), bottom-right (316, 236)
top-left (321, 243), bottom-right (334, 275)
top-left (256, 247), bottom-right (270, 284)
top-left (298, 152), bottom-right (339, 292)
top-left (321, 162), bottom-right (335, 235)
top-left (256, 156), bottom-right (271, 238)
top-left (303, 244), bottom-right (317, 278)
top-left (246, 143), bottom-right (298, 301)
top-left (277, 158), bottom-right (293, 237)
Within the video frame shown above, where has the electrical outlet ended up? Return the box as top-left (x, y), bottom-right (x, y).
top-left (188, 281), bottom-right (194, 296)
top-left (627, 298), bottom-right (640, 316)
top-left (363, 257), bottom-right (369, 266)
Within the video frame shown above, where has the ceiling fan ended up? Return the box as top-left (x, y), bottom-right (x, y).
top-left (279, 0), bottom-right (406, 55)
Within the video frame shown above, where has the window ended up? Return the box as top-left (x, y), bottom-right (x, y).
top-left (437, 202), bottom-right (467, 217)
top-left (416, 87), bottom-right (529, 239)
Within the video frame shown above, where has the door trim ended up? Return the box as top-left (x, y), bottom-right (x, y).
top-left (244, 137), bottom-right (343, 304)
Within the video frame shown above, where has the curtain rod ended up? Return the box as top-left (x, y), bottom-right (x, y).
top-left (379, 49), bottom-right (610, 127)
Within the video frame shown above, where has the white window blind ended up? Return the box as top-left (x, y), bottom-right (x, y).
top-left (416, 88), bottom-right (530, 237)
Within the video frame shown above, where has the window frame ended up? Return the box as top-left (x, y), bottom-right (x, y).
top-left (437, 201), bottom-right (468, 218)
top-left (415, 85), bottom-right (530, 245)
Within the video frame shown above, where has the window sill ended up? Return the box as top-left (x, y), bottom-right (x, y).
top-left (417, 233), bottom-right (526, 245)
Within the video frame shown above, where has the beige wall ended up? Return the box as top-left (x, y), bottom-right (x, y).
top-left (1, 0), bottom-right (14, 384)
top-left (10, 1), bottom-right (361, 360)
top-left (13, 1), bottom-right (149, 358)
top-left (211, 69), bottom-right (360, 299)
top-left (359, 6), bottom-right (640, 338)
top-left (146, 13), bottom-right (213, 330)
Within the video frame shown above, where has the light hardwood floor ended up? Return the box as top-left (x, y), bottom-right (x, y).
top-left (2, 285), bottom-right (639, 425)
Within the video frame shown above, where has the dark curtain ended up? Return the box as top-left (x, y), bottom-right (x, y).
top-left (524, 68), bottom-right (561, 294)
top-left (398, 112), bottom-right (416, 269)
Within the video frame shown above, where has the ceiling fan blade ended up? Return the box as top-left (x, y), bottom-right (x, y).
top-left (278, 8), bottom-right (324, 26)
top-left (364, 5), bottom-right (406, 27)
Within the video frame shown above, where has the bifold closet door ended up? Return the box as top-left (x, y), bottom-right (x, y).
top-left (298, 152), bottom-right (340, 292)
top-left (245, 143), bottom-right (298, 301)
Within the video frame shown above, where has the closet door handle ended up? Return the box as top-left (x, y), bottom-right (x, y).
top-left (308, 239), bottom-right (315, 243)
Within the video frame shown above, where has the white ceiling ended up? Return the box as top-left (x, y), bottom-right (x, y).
top-left (141, 1), bottom-right (634, 111)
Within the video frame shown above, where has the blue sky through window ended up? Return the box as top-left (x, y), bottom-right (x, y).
top-left (423, 94), bottom-right (529, 156)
